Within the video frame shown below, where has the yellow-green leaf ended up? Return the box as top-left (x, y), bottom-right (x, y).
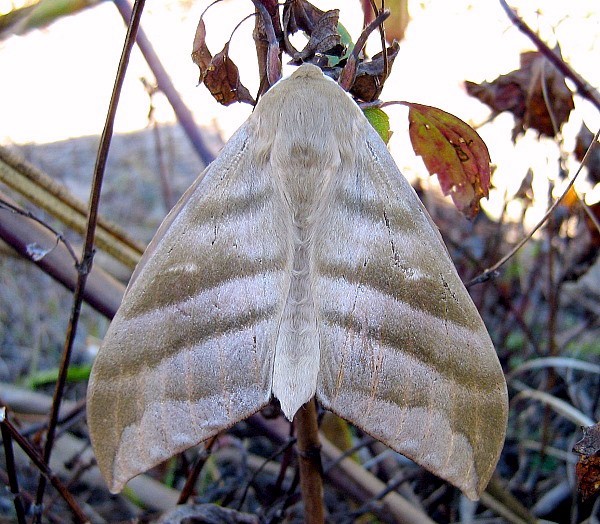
top-left (363, 107), bottom-right (391, 144)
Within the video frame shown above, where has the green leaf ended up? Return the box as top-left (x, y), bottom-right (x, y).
top-left (363, 107), bottom-right (391, 144)
top-left (326, 22), bottom-right (354, 67)
top-left (28, 364), bottom-right (92, 388)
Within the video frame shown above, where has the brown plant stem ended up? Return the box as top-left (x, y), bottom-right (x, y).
top-left (32, 0), bottom-right (146, 520)
top-left (252, 0), bottom-right (282, 95)
top-left (339, 9), bottom-right (390, 92)
top-left (113, 0), bottom-right (215, 166)
top-left (0, 144), bottom-right (145, 268)
top-left (177, 436), bottom-right (217, 504)
top-left (0, 408), bottom-right (27, 524)
top-left (294, 398), bottom-right (325, 523)
top-left (0, 191), bottom-right (125, 319)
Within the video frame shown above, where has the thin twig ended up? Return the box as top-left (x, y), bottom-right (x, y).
top-left (113, 0), bottom-right (215, 166)
top-left (0, 408), bottom-right (27, 524)
top-left (466, 128), bottom-right (600, 287)
top-left (339, 9), bottom-right (390, 91)
top-left (0, 197), bottom-right (79, 263)
top-left (33, 0), bottom-right (146, 519)
top-left (0, 190), bottom-right (125, 320)
top-left (499, 0), bottom-right (600, 112)
top-left (177, 436), bottom-right (217, 504)
top-left (369, 0), bottom-right (388, 82)
top-left (252, 0), bottom-right (281, 86)
top-left (0, 144), bottom-right (145, 268)
top-left (2, 409), bottom-right (88, 523)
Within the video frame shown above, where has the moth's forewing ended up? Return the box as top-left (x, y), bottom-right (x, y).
top-left (306, 75), bottom-right (507, 500)
top-left (87, 124), bottom-right (289, 493)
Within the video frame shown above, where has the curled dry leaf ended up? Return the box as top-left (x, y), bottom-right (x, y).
top-left (191, 18), bottom-right (255, 106)
top-left (191, 18), bottom-right (211, 77)
top-left (573, 422), bottom-right (600, 502)
top-left (465, 48), bottom-right (574, 140)
top-left (294, 9), bottom-right (341, 61)
top-left (405, 103), bottom-right (491, 218)
top-left (283, 0), bottom-right (325, 35)
top-left (350, 42), bottom-right (400, 102)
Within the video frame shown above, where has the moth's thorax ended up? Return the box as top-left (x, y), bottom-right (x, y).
top-left (255, 68), bottom-right (365, 419)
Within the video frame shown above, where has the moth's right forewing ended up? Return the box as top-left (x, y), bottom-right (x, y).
top-left (87, 124), bottom-right (289, 493)
top-left (315, 114), bottom-right (508, 500)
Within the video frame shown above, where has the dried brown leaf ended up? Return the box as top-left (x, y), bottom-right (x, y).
top-left (465, 48), bottom-right (574, 140)
top-left (284, 0), bottom-right (325, 34)
top-left (204, 43), bottom-right (255, 106)
top-left (295, 10), bottom-right (340, 61)
top-left (191, 18), bottom-right (212, 83)
top-left (575, 123), bottom-right (600, 185)
top-left (350, 42), bottom-right (399, 102)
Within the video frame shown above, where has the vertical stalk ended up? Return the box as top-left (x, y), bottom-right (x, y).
top-left (294, 398), bottom-right (325, 523)
top-left (32, 0), bottom-right (146, 520)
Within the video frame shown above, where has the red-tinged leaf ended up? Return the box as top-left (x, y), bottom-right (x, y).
top-left (405, 103), bottom-right (491, 218)
top-left (203, 42), bottom-right (255, 106)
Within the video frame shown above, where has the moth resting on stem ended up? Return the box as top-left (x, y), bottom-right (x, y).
top-left (87, 64), bottom-right (508, 502)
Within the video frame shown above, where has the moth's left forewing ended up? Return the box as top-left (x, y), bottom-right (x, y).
top-left (314, 113), bottom-right (508, 500)
top-left (87, 123), bottom-right (290, 493)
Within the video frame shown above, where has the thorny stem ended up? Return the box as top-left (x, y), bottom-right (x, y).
top-left (499, 0), bottom-right (600, 112)
top-left (32, 0), bottom-right (146, 520)
top-left (466, 128), bottom-right (600, 287)
top-left (294, 398), bottom-right (325, 523)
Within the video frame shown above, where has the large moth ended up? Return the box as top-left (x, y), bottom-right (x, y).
top-left (87, 64), bottom-right (508, 500)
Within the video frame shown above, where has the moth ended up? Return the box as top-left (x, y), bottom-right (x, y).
top-left (87, 64), bottom-right (508, 500)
